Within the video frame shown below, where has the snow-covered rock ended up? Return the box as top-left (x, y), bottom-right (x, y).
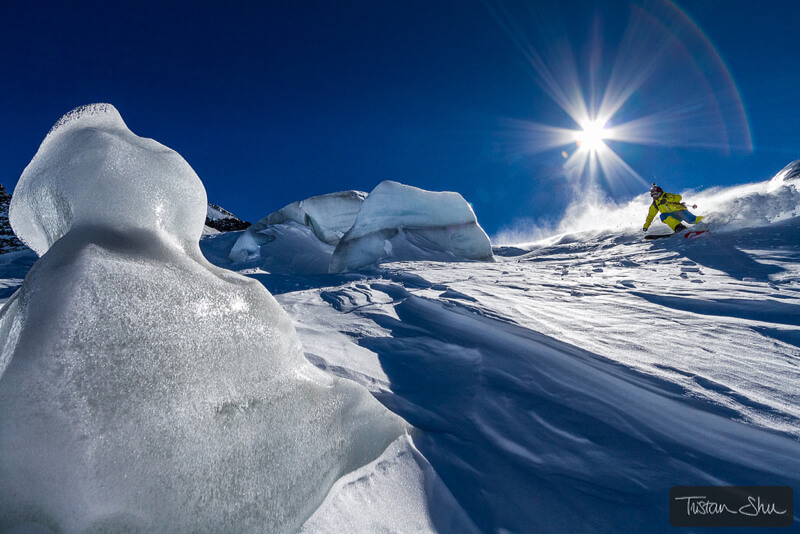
top-left (0, 185), bottom-right (27, 254)
top-left (330, 181), bottom-right (494, 272)
top-left (205, 203), bottom-right (251, 233)
top-left (0, 104), bottom-right (405, 533)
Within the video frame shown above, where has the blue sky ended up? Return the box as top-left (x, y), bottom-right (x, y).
top-left (2, 0), bottom-right (799, 236)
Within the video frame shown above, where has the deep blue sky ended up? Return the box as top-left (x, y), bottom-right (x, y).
top-left (2, 0), bottom-right (799, 236)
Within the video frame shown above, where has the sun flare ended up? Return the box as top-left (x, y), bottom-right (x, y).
top-left (575, 120), bottom-right (609, 153)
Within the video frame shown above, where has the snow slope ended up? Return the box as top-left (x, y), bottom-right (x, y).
top-left (270, 176), bottom-right (800, 532)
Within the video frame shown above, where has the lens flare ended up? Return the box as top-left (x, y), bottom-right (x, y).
top-left (484, 0), bottom-right (752, 197)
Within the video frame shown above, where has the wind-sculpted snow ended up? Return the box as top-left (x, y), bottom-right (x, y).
top-left (0, 105), bottom-right (406, 533)
top-left (277, 234), bottom-right (800, 531)
top-left (330, 181), bottom-right (494, 272)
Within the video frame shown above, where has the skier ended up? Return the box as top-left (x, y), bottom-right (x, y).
top-left (643, 184), bottom-right (703, 233)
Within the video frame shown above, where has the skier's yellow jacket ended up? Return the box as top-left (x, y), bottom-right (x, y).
top-left (643, 192), bottom-right (686, 230)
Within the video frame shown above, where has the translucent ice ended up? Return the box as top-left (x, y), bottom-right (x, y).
top-left (263, 190), bottom-right (367, 245)
top-left (9, 104), bottom-right (207, 257)
top-left (0, 104), bottom-right (405, 532)
top-left (330, 181), bottom-right (494, 272)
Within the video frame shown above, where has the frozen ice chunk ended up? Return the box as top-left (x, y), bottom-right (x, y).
top-left (330, 181), bottom-right (493, 272)
top-left (228, 220), bottom-right (336, 274)
top-left (0, 105), bottom-right (406, 532)
top-left (226, 190), bottom-right (365, 273)
top-left (263, 190), bottom-right (366, 245)
top-left (10, 104), bottom-right (207, 256)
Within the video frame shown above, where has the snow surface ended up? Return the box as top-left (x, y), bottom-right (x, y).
top-left (260, 175), bottom-right (800, 532)
top-left (330, 181), bottom-right (494, 272)
top-left (0, 105), bottom-right (406, 533)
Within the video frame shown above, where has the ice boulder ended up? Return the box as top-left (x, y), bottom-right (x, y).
top-left (262, 190), bottom-right (367, 245)
top-left (228, 220), bottom-right (336, 274)
top-left (0, 104), bottom-right (406, 533)
top-left (226, 190), bottom-right (365, 273)
top-left (330, 181), bottom-right (494, 272)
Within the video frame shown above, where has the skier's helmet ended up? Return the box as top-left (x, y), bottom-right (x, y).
top-left (650, 183), bottom-right (663, 199)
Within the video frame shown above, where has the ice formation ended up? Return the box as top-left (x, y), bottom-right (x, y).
top-left (227, 190), bottom-right (365, 272)
top-left (228, 221), bottom-right (337, 274)
top-left (0, 104), bottom-right (405, 532)
top-left (262, 190), bottom-right (367, 245)
top-left (330, 181), bottom-right (494, 272)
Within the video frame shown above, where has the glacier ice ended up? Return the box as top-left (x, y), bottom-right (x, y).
top-left (0, 104), bottom-right (406, 532)
top-left (330, 181), bottom-right (494, 272)
top-left (228, 220), bottom-right (336, 274)
top-left (227, 190), bottom-right (365, 271)
top-left (9, 104), bottom-right (207, 257)
top-left (262, 190), bottom-right (367, 245)
top-left (223, 183), bottom-right (493, 274)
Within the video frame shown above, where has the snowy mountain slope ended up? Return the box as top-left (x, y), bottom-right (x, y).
top-left (0, 185), bottom-right (27, 255)
top-left (260, 177), bottom-right (800, 531)
top-left (275, 217), bottom-right (800, 532)
top-left (204, 203), bottom-right (251, 233)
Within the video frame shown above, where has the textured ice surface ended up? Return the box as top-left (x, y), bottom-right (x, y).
top-left (227, 191), bottom-right (365, 272)
top-left (263, 190), bottom-right (367, 245)
top-left (10, 104), bottom-right (207, 257)
top-left (0, 105), bottom-right (405, 533)
top-left (330, 181), bottom-right (493, 272)
top-left (229, 221), bottom-right (336, 274)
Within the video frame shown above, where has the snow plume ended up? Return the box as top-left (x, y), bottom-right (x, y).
top-left (494, 186), bottom-right (649, 245)
top-left (495, 163), bottom-right (800, 245)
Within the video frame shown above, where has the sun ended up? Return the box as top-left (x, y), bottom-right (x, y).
top-left (574, 119), bottom-right (609, 153)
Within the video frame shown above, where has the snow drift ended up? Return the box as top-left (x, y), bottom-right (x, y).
top-left (0, 104), bottom-right (406, 533)
top-left (330, 181), bottom-right (494, 272)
